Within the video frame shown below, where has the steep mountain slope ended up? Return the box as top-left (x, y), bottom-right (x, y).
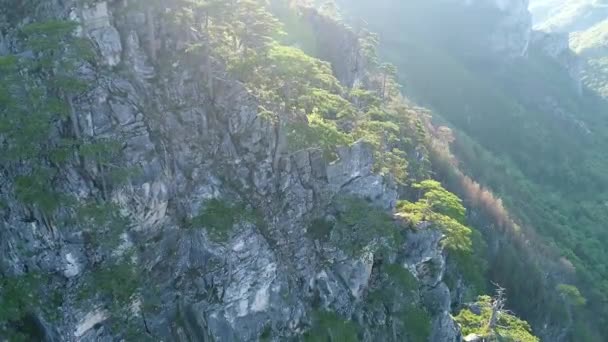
top-left (0, 0), bottom-right (543, 341)
top-left (530, 0), bottom-right (608, 98)
top-left (339, 0), bottom-right (608, 341)
top-left (571, 20), bottom-right (608, 98)
top-left (530, 0), bottom-right (608, 32)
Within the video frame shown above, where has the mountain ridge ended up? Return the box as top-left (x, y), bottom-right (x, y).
top-left (0, 0), bottom-right (604, 341)
top-left (338, 0), bottom-right (608, 340)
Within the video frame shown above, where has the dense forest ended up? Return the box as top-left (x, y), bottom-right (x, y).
top-left (339, 0), bottom-right (608, 340)
top-left (0, 0), bottom-right (606, 341)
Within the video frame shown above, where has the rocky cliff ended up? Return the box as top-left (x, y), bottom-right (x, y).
top-left (530, 0), bottom-right (608, 33)
top-left (0, 1), bottom-right (463, 341)
top-left (457, 0), bottom-right (533, 57)
top-left (335, 0), bottom-right (608, 340)
top-left (529, 0), bottom-right (608, 98)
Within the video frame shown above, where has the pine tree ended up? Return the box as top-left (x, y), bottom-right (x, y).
top-left (0, 20), bottom-right (95, 224)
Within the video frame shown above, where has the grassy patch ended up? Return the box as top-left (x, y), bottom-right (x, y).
top-left (303, 310), bottom-right (360, 342)
top-left (331, 196), bottom-right (402, 257)
top-left (192, 199), bottom-right (262, 242)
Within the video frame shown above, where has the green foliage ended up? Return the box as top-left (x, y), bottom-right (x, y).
top-left (91, 261), bottom-right (139, 310)
top-left (455, 296), bottom-right (539, 342)
top-left (78, 256), bottom-right (143, 338)
top-left (253, 43), bottom-right (341, 101)
top-left (383, 263), bottom-right (419, 293)
top-left (260, 324), bottom-right (273, 342)
top-left (230, 0), bottom-right (284, 56)
top-left (582, 56), bottom-right (608, 98)
top-left (400, 305), bottom-right (432, 342)
top-left (76, 201), bottom-right (130, 248)
top-left (14, 170), bottom-right (62, 216)
top-left (448, 229), bottom-right (488, 297)
top-left (339, 1), bottom-right (608, 335)
top-left (21, 20), bottom-right (78, 52)
top-left (287, 112), bottom-right (353, 159)
top-left (354, 119), bottom-right (409, 183)
top-left (367, 263), bottom-right (419, 305)
top-left (307, 217), bottom-right (335, 241)
top-left (303, 310), bottom-right (360, 342)
top-left (330, 196), bottom-right (402, 257)
top-left (415, 180), bottom-right (466, 223)
top-left (0, 17), bottom-right (128, 327)
top-left (0, 19), bottom-right (98, 221)
top-left (366, 263), bottom-right (430, 342)
top-left (379, 62), bottom-right (398, 99)
top-left (268, 45), bottom-right (340, 89)
top-left (0, 18), bottom-right (134, 326)
top-left (270, 0), bottom-right (318, 55)
top-left (398, 180), bottom-right (489, 296)
top-left (557, 284), bottom-right (587, 307)
top-left (350, 96), bottom-right (431, 184)
top-left (179, 0), bottom-right (283, 61)
top-left (209, 1), bottom-right (428, 188)
top-left (0, 274), bottom-right (42, 324)
top-left (0, 273), bottom-right (53, 340)
top-left (397, 181), bottom-right (472, 253)
top-left (570, 15), bottom-right (608, 98)
top-left (80, 138), bottom-right (133, 196)
top-left (192, 199), bottom-right (260, 241)
top-left (361, 28), bottom-right (380, 63)
top-left (298, 88), bottom-right (356, 120)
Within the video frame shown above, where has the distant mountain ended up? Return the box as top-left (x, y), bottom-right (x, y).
top-left (530, 0), bottom-right (608, 32)
top-left (529, 0), bottom-right (608, 98)
top-left (339, 0), bottom-right (608, 340)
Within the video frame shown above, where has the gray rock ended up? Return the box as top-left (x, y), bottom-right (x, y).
top-left (335, 249), bottom-right (374, 299)
top-left (74, 2), bottom-right (122, 67)
top-left (468, 303), bottom-right (482, 315)
top-left (464, 333), bottom-right (483, 341)
top-left (403, 226), bottom-right (462, 340)
top-left (61, 248), bottom-right (84, 278)
top-left (327, 141), bottom-right (398, 210)
top-left (431, 311), bottom-right (461, 342)
top-left (446, 0), bottom-right (532, 57)
top-left (0, 2), bottom-right (463, 341)
top-left (532, 30), bottom-right (583, 93)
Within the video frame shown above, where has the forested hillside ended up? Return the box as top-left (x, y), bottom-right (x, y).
top-left (0, 0), bottom-right (539, 341)
top-left (530, 0), bottom-right (608, 98)
top-left (0, 0), bottom-right (603, 341)
top-left (339, 0), bottom-right (608, 340)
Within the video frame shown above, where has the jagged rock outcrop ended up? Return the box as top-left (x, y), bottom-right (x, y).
top-left (571, 19), bottom-right (608, 58)
top-left (529, 1), bottom-right (608, 98)
top-left (451, 0), bottom-right (532, 57)
top-left (72, 1), bottom-right (122, 67)
top-left (404, 228), bottom-right (461, 342)
top-left (530, 0), bottom-right (608, 33)
top-left (532, 30), bottom-right (584, 94)
top-left (301, 7), bottom-right (367, 88)
top-left (0, 1), bottom-right (462, 341)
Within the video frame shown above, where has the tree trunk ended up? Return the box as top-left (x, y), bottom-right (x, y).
top-left (99, 162), bottom-right (108, 201)
top-left (381, 75), bottom-right (387, 100)
top-left (272, 120), bottom-right (285, 172)
top-left (66, 94), bottom-right (81, 139)
top-left (487, 286), bottom-right (506, 333)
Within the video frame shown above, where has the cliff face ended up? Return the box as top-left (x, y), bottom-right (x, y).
top-left (529, 0), bottom-right (608, 98)
top-left (0, 1), bottom-right (460, 341)
top-left (530, 0), bottom-right (608, 33)
top-left (457, 0), bottom-right (533, 57)
top-left (336, 0), bottom-right (608, 340)
top-left (531, 30), bottom-right (584, 93)
top-left (336, 0), bottom-right (533, 63)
